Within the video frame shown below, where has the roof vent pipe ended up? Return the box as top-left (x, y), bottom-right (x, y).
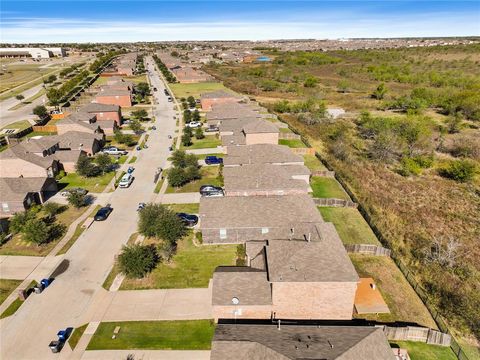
top-left (277, 319), bottom-right (281, 330)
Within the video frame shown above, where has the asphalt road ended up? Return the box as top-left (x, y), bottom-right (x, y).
top-left (0, 84), bottom-right (46, 128)
top-left (0, 57), bottom-right (177, 359)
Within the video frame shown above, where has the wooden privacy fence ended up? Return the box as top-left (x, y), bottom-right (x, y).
top-left (313, 198), bottom-right (357, 208)
top-left (279, 132), bottom-right (301, 140)
top-left (290, 147), bottom-right (315, 155)
top-left (311, 170), bottom-right (335, 178)
top-left (345, 243), bottom-right (391, 256)
top-left (32, 125), bottom-right (57, 133)
top-left (378, 325), bottom-right (451, 346)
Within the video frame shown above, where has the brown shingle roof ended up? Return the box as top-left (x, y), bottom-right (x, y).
top-left (224, 144), bottom-right (304, 166)
top-left (0, 144), bottom-right (55, 169)
top-left (211, 324), bottom-right (395, 360)
top-left (0, 177), bottom-right (51, 202)
top-left (83, 102), bottom-right (120, 113)
top-left (242, 120), bottom-right (279, 134)
top-left (212, 267), bottom-right (272, 306)
top-left (96, 87), bottom-right (131, 97)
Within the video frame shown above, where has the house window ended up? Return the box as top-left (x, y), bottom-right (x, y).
top-left (261, 227), bottom-right (269, 234)
top-left (2, 203), bottom-right (9, 212)
top-left (219, 229), bottom-right (227, 239)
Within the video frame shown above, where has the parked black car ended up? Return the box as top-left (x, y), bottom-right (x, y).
top-left (94, 206), bottom-right (113, 221)
top-left (176, 213), bottom-right (199, 227)
top-left (60, 188), bottom-right (88, 197)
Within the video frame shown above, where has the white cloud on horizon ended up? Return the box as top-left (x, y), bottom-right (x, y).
top-left (1, 13), bottom-right (479, 43)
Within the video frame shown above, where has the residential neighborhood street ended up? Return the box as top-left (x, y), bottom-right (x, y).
top-left (0, 57), bottom-right (179, 359)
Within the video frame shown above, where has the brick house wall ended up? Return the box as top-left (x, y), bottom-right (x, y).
top-left (272, 282), bottom-right (357, 320)
top-left (95, 95), bottom-right (132, 107)
top-left (245, 132), bottom-right (279, 146)
top-left (212, 305), bottom-right (272, 322)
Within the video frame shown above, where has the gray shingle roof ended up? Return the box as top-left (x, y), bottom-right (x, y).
top-left (0, 177), bottom-right (50, 202)
top-left (96, 87), bottom-right (131, 97)
top-left (51, 149), bottom-right (84, 162)
top-left (211, 324), bottom-right (395, 360)
top-left (242, 120), bottom-right (279, 134)
top-left (83, 102), bottom-right (120, 113)
top-left (212, 267), bottom-right (272, 306)
top-left (224, 144), bottom-right (304, 166)
top-left (0, 144), bottom-right (56, 169)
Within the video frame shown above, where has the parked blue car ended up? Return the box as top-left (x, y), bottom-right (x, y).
top-left (205, 156), bottom-right (223, 165)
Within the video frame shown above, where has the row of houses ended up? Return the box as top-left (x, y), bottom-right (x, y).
top-left (157, 51), bottom-right (213, 83)
top-left (196, 92), bottom-right (397, 359)
top-left (0, 55), bottom-right (139, 217)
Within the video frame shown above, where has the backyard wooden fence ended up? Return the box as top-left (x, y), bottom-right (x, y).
top-left (344, 243), bottom-right (391, 256)
top-left (290, 147), bottom-right (315, 155)
top-left (313, 197), bottom-right (357, 208)
top-left (279, 132), bottom-right (301, 140)
top-left (379, 325), bottom-right (451, 346)
top-left (32, 125), bottom-right (57, 133)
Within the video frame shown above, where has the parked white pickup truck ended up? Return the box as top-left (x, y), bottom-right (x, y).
top-left (102, 147), bottom-right (127, 156)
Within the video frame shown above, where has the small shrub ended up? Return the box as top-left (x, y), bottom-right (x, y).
top-left (67, 192), bottom-right (88, 208)
top-left (439, 159), bottom-right (477, 182)
top-left (118, 244), bottom-right (159, 279)
top-left (398, 157), bottom-right (422, 176)
top-left (195, 232), bottom-right (203, 244)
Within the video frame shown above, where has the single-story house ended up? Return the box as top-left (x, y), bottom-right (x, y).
top-left (56, 112), bottom-right (104, 135)
top-left (223, 144), bottom-right (304, 167)
top-left (211, 324), bottom-right (395, 360)
top-left (206, 103), bottom-right (261, 122)
top-left (221, 119), bottom-right (280, 147)
top-left (83, 102), bottom-right (122, 125)
top-left (55, 131), bottom-right (103, 156)
top-left (212, 222), bottom-right (359, 320)
top-left (94, 87), bottom-right (132, 107)
top-left (223, 164), bottom-right (311, 197)
top-left (0, 177), bottom-right (58, 216)
top-left (200, 90), bottom-right (242, 110)
top-left (199, 194), bottom-right (323, 244)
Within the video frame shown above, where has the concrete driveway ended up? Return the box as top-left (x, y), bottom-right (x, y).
top-left (185, 147), bottom-right (224, 155)
top-left (0, 57), bottom-right (179, 360)
top-left (159, 193), bottom-right (200, 204)
top-left (0, 256), bottom-right (44, 280)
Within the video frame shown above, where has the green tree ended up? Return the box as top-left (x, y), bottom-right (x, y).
top-left (46, 88), bottom-right (64, 107)
top-left (15, 94), bottom-right (25, 102)
top-left (187, 96), bottom-right (196, 108)
top-left (9, 210), bottom-right (37, 234)
top-left (167, 167), bottom-right (188, 187)
top-left (192, 109), bottom-right (201, 122)
top-left (135, 82), bottom-right (150, 98)
top-left (183, 109), bottom-right (192, 123)
top-left (181, 132), bottom-right (192, 147)
top-left (96, 153), bottom-right (113, 174)
top-left (47, 74), bottom-right (57, 83)
top-left (440, 159), bottom-right (477, 182)
top-left (43, 202), bottom-right (62, 219)
top-left (23, 218), bottom-right (50, 245)
top-left (195, 127), bottom-right (205, 139)
top-left (75, 156), bottom-right (99, 177)
top-left (372, 83), bottom-right (387, 100)
top-left (118, 244), bottom-right (159, 278)
top-left (67, 192), bottom-right (88, 208)
top-left (131, 109), bottom-right (148, 121)
top-left (137, 203), bottom-right (186, 243)
top-left (33, 105), bottom-right (49, 121)
top-left (129, 119), bottom-right (143, 134)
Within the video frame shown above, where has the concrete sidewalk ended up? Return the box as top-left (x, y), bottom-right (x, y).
top-left (159, 193), bottom-right (200, 204)
top-left (0, 256), bottom-right (43, 280)
top-left (81, 350), bottom-right (210, 360)
top-left (185, 147), bottom-right (224, 155)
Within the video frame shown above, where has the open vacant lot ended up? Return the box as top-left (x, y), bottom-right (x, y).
top-left (169, 82), bottom-right (233, 99)
top-left (87, 320), bottom-right (215, 350)
top-left (120, 233), bottom-right (237, 289)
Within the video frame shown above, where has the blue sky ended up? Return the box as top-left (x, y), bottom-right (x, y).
top-left (1, 1), bottom-right (479, 43)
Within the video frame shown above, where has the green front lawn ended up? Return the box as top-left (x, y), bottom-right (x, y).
top-left (68, 324), bottom-right (88, 350)
top-left (0, 280), bottom-right (37, 319)
top-left (105, 135), bottom-right (140, 150)
top-left (303, 154), bottom-right (327, 171)
top-left (169, 82), bottom-right (232, 98)
top-left (0, 120), bottom-right (31, 131)
top-left (120, 233), bottom-right (237, 289)
top-left (390, 341), bottom-right (457, 360)
top-left (87, 320), bottom-right (215, 350)
top-left (180, 135), bottom-right (221, 150)
top-left (167, 203), bottom-right (200, 214)
top-left (0, 279), bottom-right (22, 305)
top-left (279, 138), bottom-right (306, 148)
top-left (166, 166), bottom-right (222, 194)
top-left (58, 172), bottom-right (115, 193)
top-left (128, 156), bottom-right (137, 164)
top-left (310, 176), bottom-right (349, 199)
top-left (318, 207), bottom-right (380, 245)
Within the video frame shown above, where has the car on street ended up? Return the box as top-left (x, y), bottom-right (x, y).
top-left (205, 156), bottom-right (223, 165)
top-left (102, 147), bottom-right (127, 155)
top-left (152, 125), bottom-right (156, 130)
top-left (176, 213), bottom-right (199, 227)
top-left (167, 96), bottom-right (173, 102)
top-left (119, 173), bottom-right (134, 188)
top-left (164, 89), bottom-right (169, 95)
top-left (153, 87), bottom-right (158, 91)
top-left (137, 202), bottom-right (146, 211)
top-left (127, 166), bottom-right (134, 174)
top-left (94, 206), bottom-right (113, 221)
top-left (200, 185), bottom-right (224, 197)
top-left (60, 188), bottom-right (88, 197)
top-left (186, 121), bottom-right (202, 128)
top-left (205, 125), bottom-right (219, 132)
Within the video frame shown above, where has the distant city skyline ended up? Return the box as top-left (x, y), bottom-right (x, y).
top-left (1, 1), bottom-right (479, 43)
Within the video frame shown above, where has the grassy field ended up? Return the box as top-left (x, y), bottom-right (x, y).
top-left (0, 120), bottom-right (31, 131)
top-left (180, 135), bottom-right (221, 150)
top-left (58, 172), bottom-right (115, 193)
top-left (120, 233), bottom-right (237, 289)
top-left (166, 166), bottom-right (222, 194)
top-left (0, 63), bottom-right (58, 93)
top-left (303, 154), bottom-right (327, 171)
top-left (87, 320), bottom-right (215, 350)
top-left (318, 207), bottom-right (380, 245)
top-left (0, 279), bottom-right (22, 305)
top-left (390, 342), bottom-right (457, 360)
top-left (169, 82), bottom-right (232, 99)
top-left (167, 203), bottom-right (200, 214)
top-left (278, 138), bottom-right (306, 148)
top-left (310, 177), bottom-right (349, 199)
top-left (68, 324), bottom-right (88, 350)
top-left (0, 205), bottom-right (88, 256)
top-left (350, 254), bottom-right (437, 328)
